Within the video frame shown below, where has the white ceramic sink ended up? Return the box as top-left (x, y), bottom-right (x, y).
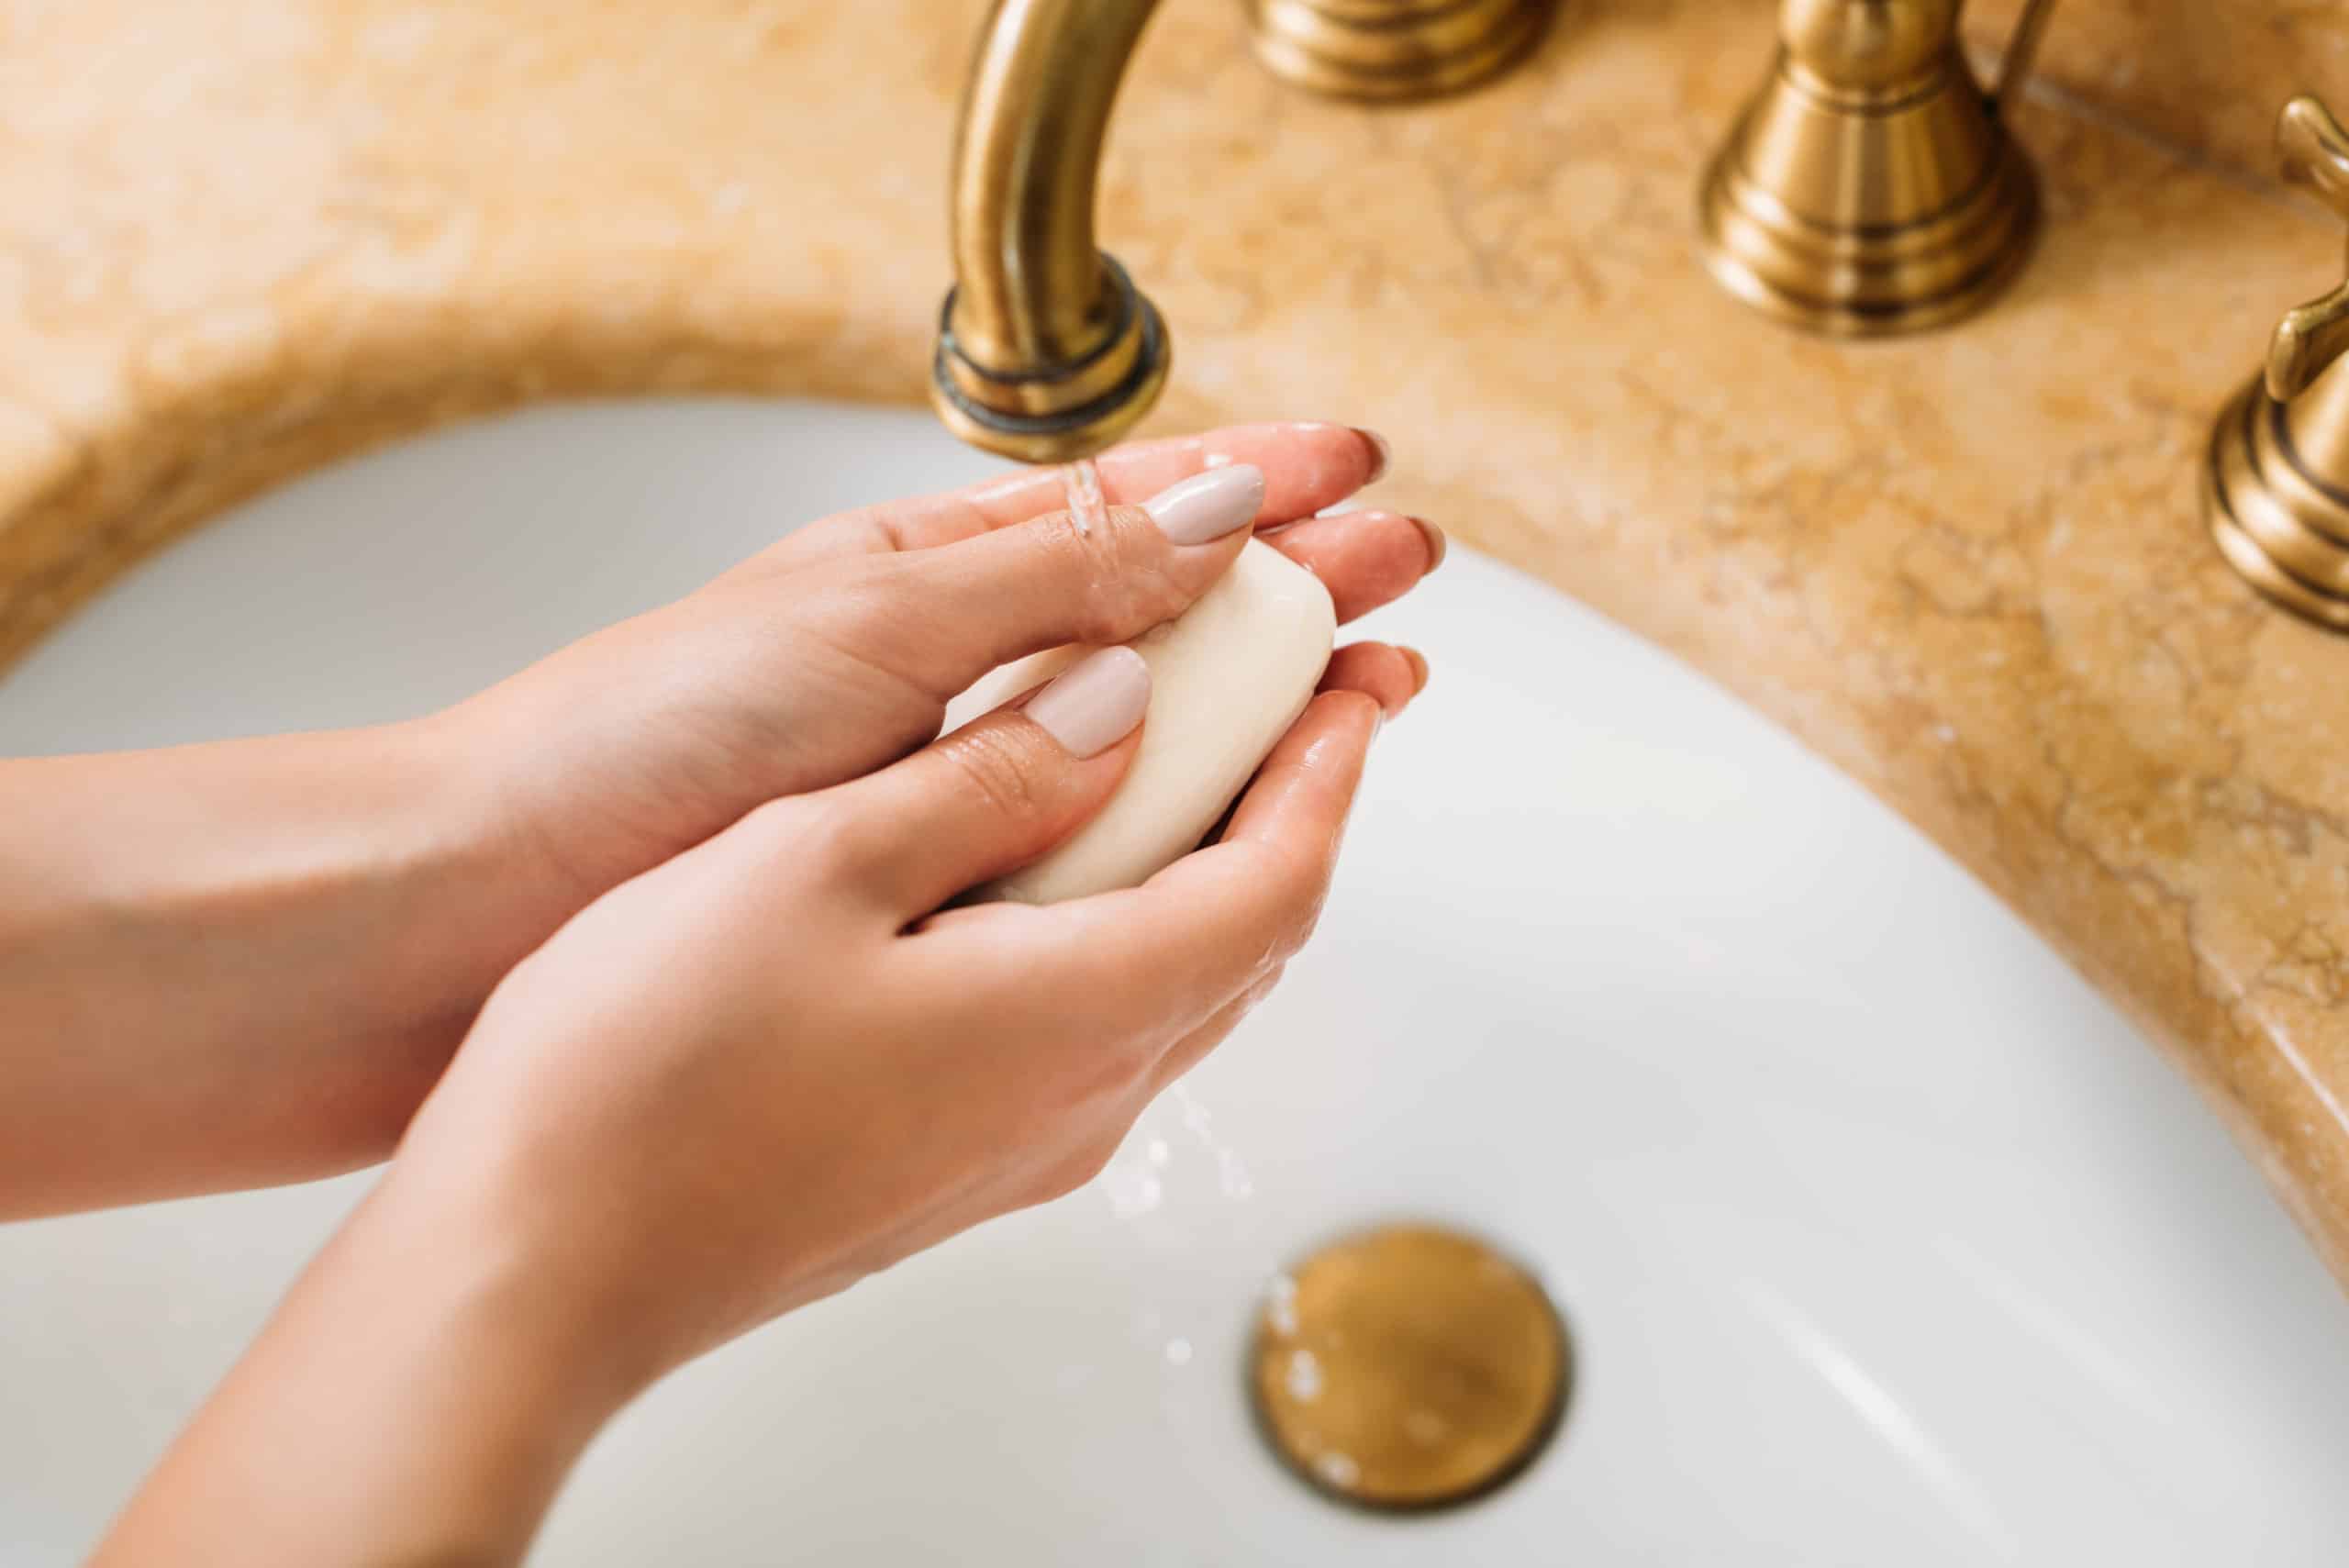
top-left (4, 401), bottom-right (2346, 1564)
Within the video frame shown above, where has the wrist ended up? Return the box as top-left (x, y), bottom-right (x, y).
top-left (424, 683), bottom-right (683, 924)
top-left (94, 1163), bottom-right (641, 1568)
top-left (365, 1163), bottom-right (653, 1436)
top-left (375, 1113), bottom-right (678, 1421)
top-left (386, 708), bottom-right (609, 1005)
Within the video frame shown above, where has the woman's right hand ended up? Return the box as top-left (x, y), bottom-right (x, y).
top-left (402, 629), bottom-right (1419, 1375)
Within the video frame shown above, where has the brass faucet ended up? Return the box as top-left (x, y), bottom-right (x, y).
top-left (1698, 0), bottom-right (2058, 335)
top-left (929, 0), bottom-right (1554, 464)
top-left (2206, 96), bottom-right (2349, 630)
top-left (929, 0), bottom-right (1170, 465)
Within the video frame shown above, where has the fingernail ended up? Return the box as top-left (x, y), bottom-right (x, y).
top-left (1353, 428), bottom-right (1391, 484)
top-left (1023, 647), bottom-right (1152, 758)
top-left (1399, 646), bottom-right (1430, 700)
top-left (1408, 516), bottom-right (1448, 573)
top-left (1144, 464), bottom-right (1264, 546)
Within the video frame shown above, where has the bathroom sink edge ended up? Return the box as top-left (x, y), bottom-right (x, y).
top-left (0, 0), bottom-right (2345, 1290)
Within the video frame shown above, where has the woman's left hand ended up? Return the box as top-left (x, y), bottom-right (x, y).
top-left (452, 421), bottom-right (1432, 908)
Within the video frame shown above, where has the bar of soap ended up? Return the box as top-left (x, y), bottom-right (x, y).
top-left (943, 539), bottom-right (1336, 904)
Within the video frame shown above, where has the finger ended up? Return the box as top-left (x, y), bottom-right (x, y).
top-left (810, 648), bottom-right (1151, 918)
top-left (912, 690), bottom-right (1380, 1040)
top-left (1262, 509), bottom-right (1446, 623)
top-left (763, 421), bottom-right (1386, 568)
top-left (815, 464), bottom-right (1266, 704)
top-left (1319, 641), bottom-right (1428, 718)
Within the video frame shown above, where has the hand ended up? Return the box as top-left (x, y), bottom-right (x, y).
top-left (1, 422), bottom-right (1439, 1212)
top-left (452, 421), bottom-right (1435, 909)
top-left (398, 430), bottom-right (1433, 1369)
top-left (95, 435), bottom-right (1431, 1568)
top-left (406, 647), bottom-right (1419, 1373)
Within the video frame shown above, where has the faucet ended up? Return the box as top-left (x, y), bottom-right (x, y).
top-left (929, 0), bottom-right (1556, 464)
top-left (930, 0), bottom-right (1171, 465)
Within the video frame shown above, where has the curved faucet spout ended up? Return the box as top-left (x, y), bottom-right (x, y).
top-left (931, 0), bottom-right (1171, 463)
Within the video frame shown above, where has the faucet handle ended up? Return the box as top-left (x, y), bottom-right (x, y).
top-left (2266, 96), bottom-right (2349, 400)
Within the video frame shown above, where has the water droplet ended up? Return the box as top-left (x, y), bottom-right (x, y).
top-left (1264, 1272), bottom-right (1300, 1335)
top-left (1313, 1452), bottom-right (1362, 1488)
top-left (1170, 1083), bottom-right (1253, 1200)
top-left (1286, 1349), bottom-right (1323, 1402)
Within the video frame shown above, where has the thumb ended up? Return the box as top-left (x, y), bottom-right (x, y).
top-left (811, 647), bottom-right (1152, 917)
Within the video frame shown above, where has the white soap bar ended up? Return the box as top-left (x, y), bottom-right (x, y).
top-left (943, 539), bottom-right (1336, 904)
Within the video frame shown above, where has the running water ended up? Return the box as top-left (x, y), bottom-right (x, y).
top-left (1171, 1083), bottom-right (1254, 1200)
top-left (1062, 456), bottom-right (1107, 537)
top-left (1098, 1087), bottom-right (1254, 1218)
top-left (1056, 456), bottom-right (1256, 1372)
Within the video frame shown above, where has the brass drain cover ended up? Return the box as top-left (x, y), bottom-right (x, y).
top-left (1249, 1222), bottom-right (1569, 1511)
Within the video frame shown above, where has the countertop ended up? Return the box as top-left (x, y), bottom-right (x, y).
top-left (5, 0), bottom-right (2349, 1286)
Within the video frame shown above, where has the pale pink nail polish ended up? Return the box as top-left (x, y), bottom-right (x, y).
top-left (1023, 647), bottom-right (1152, 758)
top-left (1408, 515), bottom-right (1448, 572)
top-left (1144, 464), bottom-right (1264, 546)
top-left (1353, 427), bottom-right (1392, 484)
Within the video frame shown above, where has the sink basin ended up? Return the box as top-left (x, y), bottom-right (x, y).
top-left (4, 400), bottom-right (2346, 1563)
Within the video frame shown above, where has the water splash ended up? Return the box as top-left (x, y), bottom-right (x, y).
top-left (1171, 1082), bottom-right (1254, 1200)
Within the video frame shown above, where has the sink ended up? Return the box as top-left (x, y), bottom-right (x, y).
top-left (4, 400), bottom-right (2346, 1563)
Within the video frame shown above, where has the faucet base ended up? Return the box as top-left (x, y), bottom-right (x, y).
top-left (931, 253), bottom-right (1171, 465)
top-left (2206, 378), bottom-right (2349, 630)
top-left (1697, 104), bottom-right (2041, 338)
top-left (1246, 0), bottom-right (1555, 103)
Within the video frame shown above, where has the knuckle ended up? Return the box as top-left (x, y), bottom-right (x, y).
top-left (938, 724), bottom-right (1049, 825)
top-left (772, 797), bottom-right (881, 884)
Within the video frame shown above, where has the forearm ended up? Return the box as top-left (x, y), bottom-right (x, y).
top-left (92, 1168), bottom-right (637, 1568)
top-left (0, 717), bottom-right (565, 1214)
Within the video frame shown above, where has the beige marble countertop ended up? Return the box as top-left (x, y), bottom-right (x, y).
top-left (6, 0), bottom-right (2349, 1288)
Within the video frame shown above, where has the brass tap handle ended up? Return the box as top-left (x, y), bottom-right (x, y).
top-left (1991, 0), bottom-right (2060, 108)
top-left (2266, 96), bottom-right (2349, 402)
top-left (1779, 0), bottom-right (2054, 100)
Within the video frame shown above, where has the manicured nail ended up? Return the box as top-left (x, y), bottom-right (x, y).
top-left (1145, 464), bottom-right (1264, 545)
top-left (1408, 515), bottom-right (1448, 573)
top-left (1023, 647), bottom-right (1152, 758)
top-left (1353, 427), bottom-right (1391, 484)
top-left (1399, 646), bottom-right (1430, 700)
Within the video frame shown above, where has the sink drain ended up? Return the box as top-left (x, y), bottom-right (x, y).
top-left (1248, 1222), bottom-right (1570, 1511)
